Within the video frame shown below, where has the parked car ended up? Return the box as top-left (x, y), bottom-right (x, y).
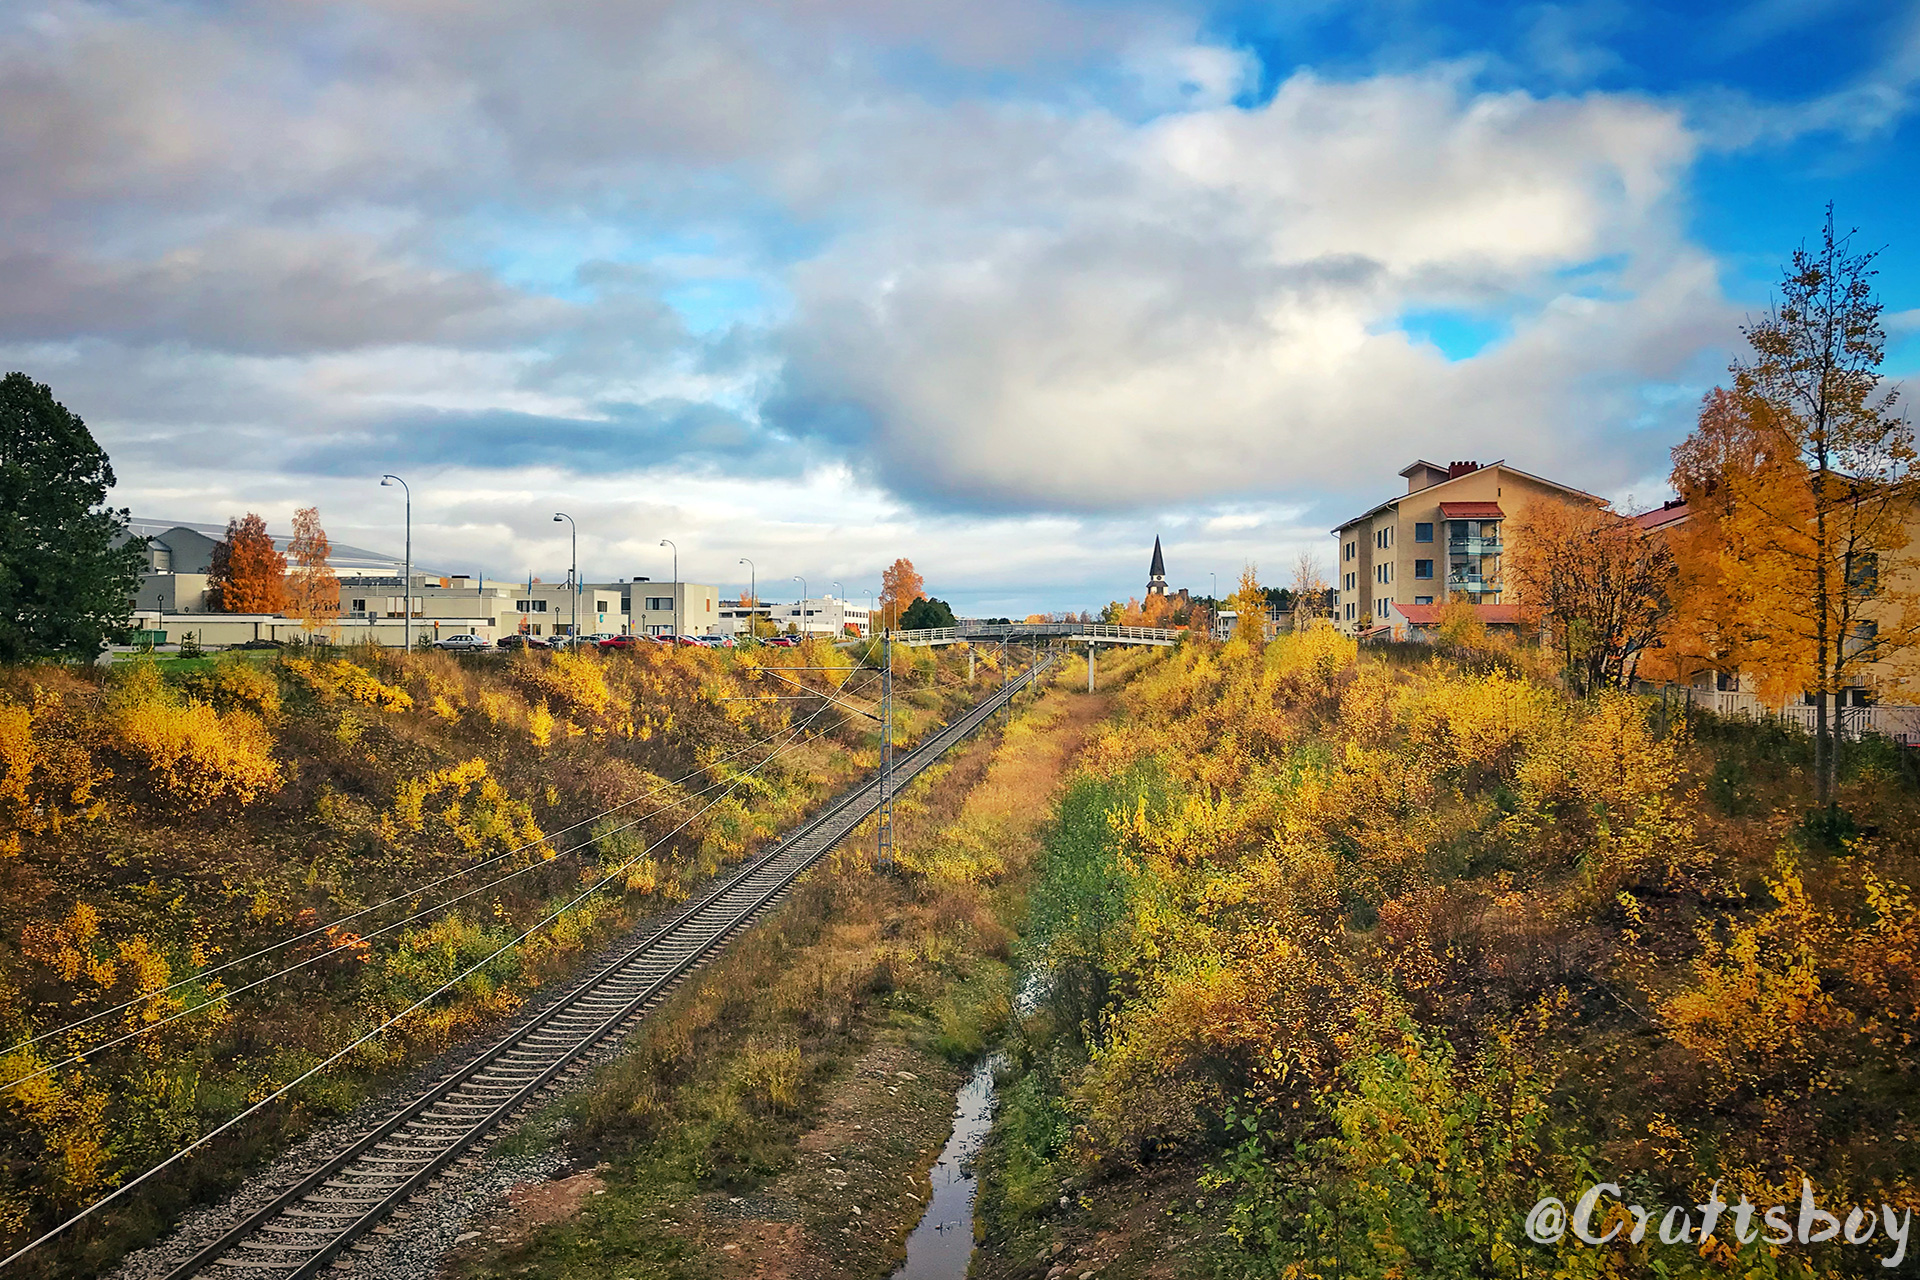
top-left (596, 635), bottom-right (641, 650)
top-left (674, 635), bottom-right (708, 647)
top-left (232, 638), bottom-right (284, 650)
top-left (697, 635), bottom-right (735, 648)
top-left (766, 635), bottom-right (801, 648)
top-left (434, 633), bottom-right (490, 652)
top-left (497, 634), bottom-right (551, 651)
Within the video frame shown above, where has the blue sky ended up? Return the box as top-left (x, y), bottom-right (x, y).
top-left (0, 0), bottom-right (1914, 614)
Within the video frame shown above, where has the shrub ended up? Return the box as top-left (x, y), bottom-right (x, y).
top-left (106, 664), bottom-right (281, 811)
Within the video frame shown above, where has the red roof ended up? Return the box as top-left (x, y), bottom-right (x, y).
top-left (1439, 501), bottom-right (1503, 518)
top-left (1395, 603), bottom-right (1522, 626)
top-left (1634, 500), bottom-right (1690, 532)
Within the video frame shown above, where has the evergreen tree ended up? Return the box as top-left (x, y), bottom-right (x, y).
top-left (0, 373), bottom-right (146, 662)
top-left (899, 595), bottom-right (957, 629)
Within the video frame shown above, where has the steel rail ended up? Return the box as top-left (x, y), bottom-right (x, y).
top-left (158, 654), bottom-right (1053, 1280)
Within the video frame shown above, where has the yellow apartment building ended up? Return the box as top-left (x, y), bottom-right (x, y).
top-left (1330, 459), bottom-right (1602, 633)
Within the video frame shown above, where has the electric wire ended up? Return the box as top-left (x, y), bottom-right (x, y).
top-left (0, 700), bottom-right (838, 1063)
top-left (0, 673), bottom-right (878, 1091)
top-left (0, 689), bottom-right (862, 1273)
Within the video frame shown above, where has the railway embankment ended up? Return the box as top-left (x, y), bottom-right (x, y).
top-left (0, 639), bottom-right (1000, 1277)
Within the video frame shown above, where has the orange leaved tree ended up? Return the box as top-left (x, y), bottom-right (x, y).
top-left (208, 513), bottom-right (287, 614)
top-left (1506, 498), bottom-right (1672, 696)
top-left (1671, 213), bottom-right (1918, 812)
top-left (286, 506), bottom-right (340, 637)
top-left (878, 558), bottom-right (925, 631)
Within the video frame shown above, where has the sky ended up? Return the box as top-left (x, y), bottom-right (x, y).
top-left (2, 0), bottom-right (1917, 616)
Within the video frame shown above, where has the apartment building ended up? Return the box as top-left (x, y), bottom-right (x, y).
top-left (1330, 459), bottom-right (1601, 633)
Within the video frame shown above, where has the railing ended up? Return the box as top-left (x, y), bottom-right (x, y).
top-left (893, 621), bottom-right (1182, 646)
top-left (1697, 690), bottom-right (1920, 742)
top-left (1444, 575), bottom-right (1498, 595)
top-left (1447, 537), bottom-right (1502, 556)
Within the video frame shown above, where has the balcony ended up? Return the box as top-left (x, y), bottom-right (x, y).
top-left (1447, 536), bottom-right (1502, 556)
top-left (1445, 575), bottom-right (1498, 595)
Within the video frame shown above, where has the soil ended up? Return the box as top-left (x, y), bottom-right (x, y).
top-left (971, 1155), bottom-right (1221, 1280)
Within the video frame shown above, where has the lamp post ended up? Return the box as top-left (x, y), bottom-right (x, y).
top-left (380, 474), bottom-right (411, 652)
top-left (553, 513), bottom-right (577, 640)
top-left (738, 557), bottom-right (755, 640)
top-left (793, 575), bottom-right (806, 637)
top-left (832, 580), bottom-right (842, 638)
top-left (659, 539), bottom-right (678, 637)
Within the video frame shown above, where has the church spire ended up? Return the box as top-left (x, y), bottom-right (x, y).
top-left (1147, 536), bottom-right (1167, 596)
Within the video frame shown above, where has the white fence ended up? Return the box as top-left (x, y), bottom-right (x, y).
top-left (1692, 689), bottom-right (1920, 743)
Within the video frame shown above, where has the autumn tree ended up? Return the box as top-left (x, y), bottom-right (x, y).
top-left (1226, 563), bottom-right (1268, 648)
top-left (286, 507), bottom-right (340, 637)
top-left (1507, 499), bottom-right (1673, 696)
top-left (1291, 552), bottom-right (1330, 624)
top-left (1680, 211), bottom-right (1917, 811)
top-left (0, 372), bottom-right (146, 661)
top-left (208, 513), bottom-right (287, 614)
top-left (878, 557), bottom-right (925, 631)
top-left (1650, 389), bottom-right (1812, 699)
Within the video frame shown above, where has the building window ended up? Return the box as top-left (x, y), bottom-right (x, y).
top-left (1415, 560), bottom-right (1433, 579)
top-left (1344, 572), bottom-right (1355, 591)
top-left (350, 598), bottom-right (367, 613)
top-left (596, 598), bottom-right (611, 612)
top-left (1415, 596), bottom-right (1433, 606)
top-left (1415, 522), bottom-right (1433, 543)
top-left (1344, 541), bottom-right (1355, 561)
top-left (645, 596), bottom-right (673, 611)
top-left (1345, 602), bottom-right (1355, 620)
top-left (515, 600), bottom-right (548, 613)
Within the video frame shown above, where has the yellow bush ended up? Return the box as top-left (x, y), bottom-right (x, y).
top-left (283, 657), bottom-right (413, 712)
top-left (180, 660), bottom-right (281, 717)
top-left (0, 688), bottom-right (109, 852)
top-left (514, 650), bottom-right (611, 721)
top-left (388, 758), bottom-right (544, 855)
top-left (527, 700), bottom-right (555, 748)
top-left (108, 671), bottom-right (281, 812)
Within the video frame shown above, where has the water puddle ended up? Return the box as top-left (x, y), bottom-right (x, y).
top-left (891, 1054), bottom-right (1001, 1280)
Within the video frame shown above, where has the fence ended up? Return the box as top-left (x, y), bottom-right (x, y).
top-left (1688, 688), bottom-right (1920, 744)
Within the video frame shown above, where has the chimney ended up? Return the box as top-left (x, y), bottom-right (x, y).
top-left (1447, 460), bottom-right (1480, 479)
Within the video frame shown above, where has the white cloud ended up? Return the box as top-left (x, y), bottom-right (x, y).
top-left (772, 68), bottom-right (1720, 510)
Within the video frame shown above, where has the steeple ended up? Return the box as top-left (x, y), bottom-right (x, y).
top-left (1147, 536), bottom-right (1167, 597)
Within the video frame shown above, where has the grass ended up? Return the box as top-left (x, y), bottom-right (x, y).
top-left (442, 657), bottom-right (1132, 1280)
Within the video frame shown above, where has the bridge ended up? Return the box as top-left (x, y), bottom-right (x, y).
top-left (890, 621), bottom-right (1182, 648)
top-left (890, 621), bottom-right (1183, 692)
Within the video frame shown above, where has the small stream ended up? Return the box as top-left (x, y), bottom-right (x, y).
top-left (891, 1055), bottom-right (1001, 1280)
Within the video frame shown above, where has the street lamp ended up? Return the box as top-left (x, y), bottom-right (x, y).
top-left (659, 539), bottom-right (678, 637)
top-left (793, 575), bottom-right (806, 637)
top-left (380, 475), bottom-right (410, 652)
top-left (553, 513), bottom-right (577, 640)
top-left (738, 557), bottom-right (755, 640)
top-left (832, 580), bottom-right (842, 638)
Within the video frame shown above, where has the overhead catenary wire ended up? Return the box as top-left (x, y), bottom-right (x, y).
top-left (1, 673), bottom-right (880, 1092)
top-left (0, 702), bottom-right (846, 1063)
top-left (0, 688), bottom-right (864, 1273)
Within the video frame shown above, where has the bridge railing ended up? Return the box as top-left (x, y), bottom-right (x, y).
top-left (891, 621), bottom-right (1183, 646)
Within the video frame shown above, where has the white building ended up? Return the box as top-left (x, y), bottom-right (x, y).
top-left (718, 596), bottom-right (870, 638)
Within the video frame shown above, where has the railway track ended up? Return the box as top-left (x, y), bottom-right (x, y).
top-left (158, 653), bottom-right (1054, 1280)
